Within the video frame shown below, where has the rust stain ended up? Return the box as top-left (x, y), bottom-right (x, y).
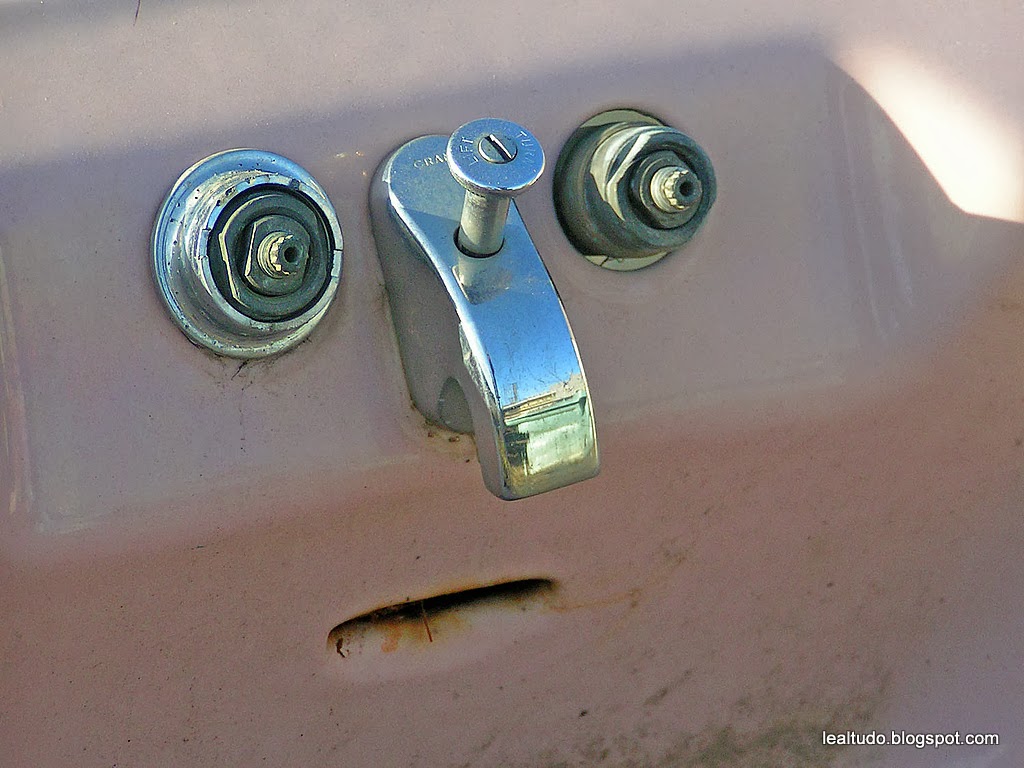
top-left (420, 600), bottom-right (433, 642)
top-left (414, 413), bottom-right (476, 460)
top-left (547, 588), bottom-right (643, 614)
top-left (376, 611), bottom-right (467, 653)
top-left (379, 620), bottom-right (403, 653)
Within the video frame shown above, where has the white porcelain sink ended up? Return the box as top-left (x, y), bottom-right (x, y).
top-left (1, 1), bottom-right (1022, 765)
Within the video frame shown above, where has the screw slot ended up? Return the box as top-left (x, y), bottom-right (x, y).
top-left (478, 133), bottom-right (518, 164)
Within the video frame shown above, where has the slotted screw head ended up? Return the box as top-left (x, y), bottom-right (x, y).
top-left (446, 118), bottom-right (545, 198)
top-left (446, 118), bottom-right (545, 256)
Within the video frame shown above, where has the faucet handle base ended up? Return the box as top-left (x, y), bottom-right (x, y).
top-left (370, 133), bottom-right (599, 500)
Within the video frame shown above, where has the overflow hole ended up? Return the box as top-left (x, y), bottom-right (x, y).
top-left (327, 578), bottom-right (555, 655)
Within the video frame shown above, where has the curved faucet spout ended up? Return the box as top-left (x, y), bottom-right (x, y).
top-left (370, 131), bottom-right (599, 500)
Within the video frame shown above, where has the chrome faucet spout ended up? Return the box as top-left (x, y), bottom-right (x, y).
top-left (370, 121), bottom-right (598, 500)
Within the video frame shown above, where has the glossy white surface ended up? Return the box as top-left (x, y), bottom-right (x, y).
top-left (1, 1), bottom-right (1022, 765)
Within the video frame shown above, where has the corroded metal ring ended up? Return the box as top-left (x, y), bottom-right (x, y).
top-left (152, 149), bottom-right (343, 358)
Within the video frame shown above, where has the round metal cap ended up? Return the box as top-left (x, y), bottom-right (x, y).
top-left (446, 118), bottom-right (545, 197)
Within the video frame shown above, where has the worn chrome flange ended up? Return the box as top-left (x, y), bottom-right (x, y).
top-left (152, 149), bottom-right (343, 358)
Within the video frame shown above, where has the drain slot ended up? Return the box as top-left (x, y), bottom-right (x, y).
top-left (327, 578), bottom-right (555, 666)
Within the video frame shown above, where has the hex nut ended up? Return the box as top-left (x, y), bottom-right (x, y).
top-left (208, 187), bottom-right (334, 323)
top-left (553, 109), bottom-right (716, 269)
